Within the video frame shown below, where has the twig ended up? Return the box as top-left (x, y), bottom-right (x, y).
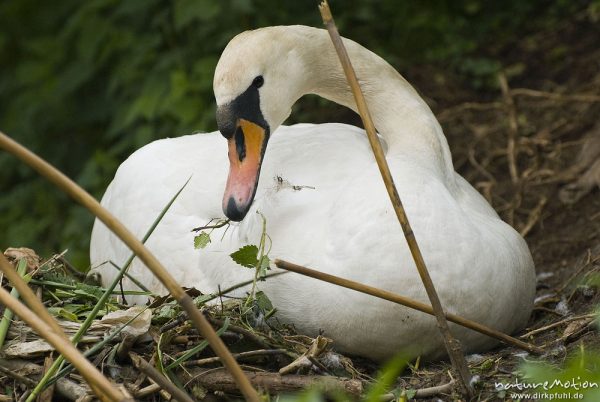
top-left (279, 336), bottom-right (330, 375)
top-left (183, 349), bottom-right (289, 367)
top-left (134, 383), bottom-right (162, 399)
top-left (0, 286), bottom-right (128, 402)
top-left (116, 334), bottom-right (137, 362)
top-left (519, 195), bottom-right (547, 237)
top-left (0, 364), bottom-right (37, 387)
top-left (56, 253), bottom-right (87, 281)
top-left (468, 147), bottom-right (497, 185)
top-left (510, 88), bottom-right (600, 102)
top-left (129, 353), bottom-right (194, 402)
top-left (191, 218), bottom-right (230, 232)
top-left (382, 380), bottom-right (456, 400)
top-left (557, 250), bottom-right (599, 293)
top-left (187, 368), bottom-right (363, 395)
top-left (0, 359), bottom-right (88, 401)
top-left (320, 3), bottom-right (474, 395)
top-left (206, 316), bottom-right (280, 352)
top-left (414, 379), bottom-right (456, 398)
top-left (519, 313), bottom-right (597, 339)
top-left (498, 72), bottom-right (520, 183)
top-left (437, 101), bottom-right (503, 122)
top-left (0, 131), bottom-right (259, 402)
top-left (274, 259), bottom-right (542, 355)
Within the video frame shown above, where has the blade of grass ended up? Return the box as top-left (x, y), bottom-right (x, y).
top-left (364, 354), bottom-right (408, 402)
top-left (197, 271), bottom-right (287, 306)
top-left (28, 178), bottom-right (191, 402)
top-left (29, 279), bottom-right (152, 295)
top-left (0, 259), bottom-right (29, 349)
top-left (0, 131), bottom-right (258, 401)
top-left (108, 261), bottom-right (150, 292)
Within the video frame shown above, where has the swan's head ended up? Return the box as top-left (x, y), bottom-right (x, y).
top-left (214, 27), bottom-right (308, 221)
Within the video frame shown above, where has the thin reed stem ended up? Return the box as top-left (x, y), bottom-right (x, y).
top-left (275, 259), bottom-right (542, 354)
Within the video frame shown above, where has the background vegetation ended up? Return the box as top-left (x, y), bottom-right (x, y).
top-left (0, 0), bottom-right (591, 265)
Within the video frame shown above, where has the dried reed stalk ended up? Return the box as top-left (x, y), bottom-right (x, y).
top-left (129, 353), bottom-right (195, 402)
top-left (275, 259), bottom-right (542, 354)
top-left (319, 1), bottom-right (473, 395)
top-left (0, 132), bottom-right (259, 402)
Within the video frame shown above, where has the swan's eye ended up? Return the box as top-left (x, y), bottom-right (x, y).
top-left (252, 75), bottom-right (264, 88)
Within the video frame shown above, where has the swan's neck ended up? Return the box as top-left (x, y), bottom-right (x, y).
top-left (299, 29), bottom-right (455, 181)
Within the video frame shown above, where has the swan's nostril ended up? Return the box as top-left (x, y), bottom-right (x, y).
top-left (224, 196), bottom-right (248, 221)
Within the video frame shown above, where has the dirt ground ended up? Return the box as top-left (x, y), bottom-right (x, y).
top-left (389, 9), bottom-right (600, 401)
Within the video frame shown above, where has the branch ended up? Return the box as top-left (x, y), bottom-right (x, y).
top-left (187, 369), bottom-right (363, 396)
top-left (498, 72), bottom-right (520, 183)
top-left (129, 353), bottom-right (195, 402)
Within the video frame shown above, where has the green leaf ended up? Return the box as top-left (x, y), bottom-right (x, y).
top-left (230, 245), bottom-right (259, 268)
top-left (193, 293), bottom-right (214, 307)
top-left (258, 255), bottom-right (270, 277)
top-left (194, 232), bottom-right (211, 249)
top-left (73, 283), bottom-right (104, 300)
top-left (47, 307), bottom-right (80, 322)
top-left (255, 291), bottom-right (273, 312)
top-left (154, 302), bottom-right (179, 324)
top-left (365, 354), bottom-right (408, 402)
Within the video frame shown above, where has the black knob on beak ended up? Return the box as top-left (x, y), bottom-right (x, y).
top-left (225, 197), bottom-right (249, 221)
top-left (216, 104), bottom-right (236, 139)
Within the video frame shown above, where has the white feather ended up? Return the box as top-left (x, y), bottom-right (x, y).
top-left (91, 26), bottom-right (535, 360)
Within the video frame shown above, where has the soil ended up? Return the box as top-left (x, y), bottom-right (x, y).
top-left (386, 8), bottom-right (600, 401)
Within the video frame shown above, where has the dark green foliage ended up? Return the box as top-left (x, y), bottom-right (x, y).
top-left (0, 0), bottom-right (584, 266)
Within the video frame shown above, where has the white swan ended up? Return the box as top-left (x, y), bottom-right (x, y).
top-left (90, 25), bottom-right (536, 360)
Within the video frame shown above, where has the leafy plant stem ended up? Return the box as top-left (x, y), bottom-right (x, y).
top-left (246, 212), bottom-right (270, 306)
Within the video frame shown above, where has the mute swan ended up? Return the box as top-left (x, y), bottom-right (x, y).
top-left (90, 25), bottom-right (536, 360)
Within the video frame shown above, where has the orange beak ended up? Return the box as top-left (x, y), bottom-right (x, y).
top-left (222, 119), bottom-right (268, 221)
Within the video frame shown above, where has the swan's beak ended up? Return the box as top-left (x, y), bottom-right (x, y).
top-left (222, 119), bottom-right (268, 221)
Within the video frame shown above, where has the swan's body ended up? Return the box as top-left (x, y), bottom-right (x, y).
top-left (91, 26), bottom-right (535, 360)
